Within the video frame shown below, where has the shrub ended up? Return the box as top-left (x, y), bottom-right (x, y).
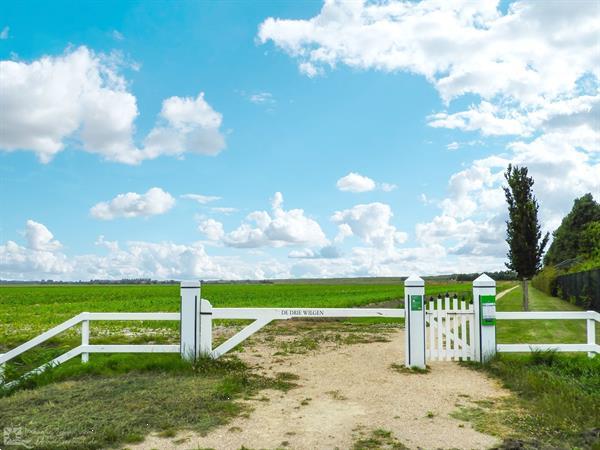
top-left (532, 266), bottom-right (558, 296)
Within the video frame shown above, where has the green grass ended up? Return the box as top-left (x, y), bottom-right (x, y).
top-left (459, 352), bottom-right (600, 448)
top-left (0, 355), bottom-right (296, 450)
top-left (497, 285), bottom-right (600, 344)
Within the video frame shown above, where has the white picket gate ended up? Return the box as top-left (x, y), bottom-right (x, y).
top-left (426, 294), bottom-right (475, 361)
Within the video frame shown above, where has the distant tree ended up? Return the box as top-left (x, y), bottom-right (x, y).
top-left (544, 194), bottom-right (600, 266)
top-left (504, 165), bottom-right (549, 310)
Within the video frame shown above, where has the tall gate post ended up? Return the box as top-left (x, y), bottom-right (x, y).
top-left (405, 275), bottom-right (426, 369)
top-left (180, 280), bottom-right (201, 361)
top-left (473, 274), bottom-right (497, 363)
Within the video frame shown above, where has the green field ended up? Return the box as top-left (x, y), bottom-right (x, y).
top-left (0, 281), bottom-right (491, 347)
top-left (496, 285), bottom-right (600, 344)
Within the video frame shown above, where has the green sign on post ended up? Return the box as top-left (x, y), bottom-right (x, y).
top-left (410, 295), bottom-right (423, 311)
top-left (480, 295), bottom-right (496, 325)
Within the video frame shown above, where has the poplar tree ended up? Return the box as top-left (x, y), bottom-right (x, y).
top-left (504, 164), bottom-right (549, 310)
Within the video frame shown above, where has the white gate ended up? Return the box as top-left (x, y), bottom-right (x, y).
top-left (426, 294), bottom-right (475, 361)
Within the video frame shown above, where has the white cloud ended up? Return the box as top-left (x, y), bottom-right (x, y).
top-left (0, 26), bottom-right (9, 40)
top-left (181, 194), bottom-right (221, 204)
top-left (336, 172), bottom-right (397, 193)
top-left (220, 192), bottom-right (328, 248)
top-left (259, 1), bottom-right (598, 104)
top-left (90, 187), bottom-right (175, 220)
top-left (111, 30), bottom-right (124, 41)
top-left (24, 220), bottom-right (62, 251)
top-left (143, 92), bottom-right (226, 159)
top-left (1, 221), bottom-right (290, 281)
top-left (198, 219), bottom-right (225, 241)
top-left (332, 202), bottom-right (408, 250)
top-left (380, 182), bottom-right (398, 192)
top-left (258, 0), bottom-right (599, 269)
top-left (0, 47), bottom-right (226, 164)
top-left (336, 172), bottom-right (376, 192)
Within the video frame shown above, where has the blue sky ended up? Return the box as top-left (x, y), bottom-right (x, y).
top-left (0, 1), bottom-right (598, 280)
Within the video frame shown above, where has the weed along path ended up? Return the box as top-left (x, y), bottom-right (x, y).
top-left (129, 324), bottom-right (509, 450)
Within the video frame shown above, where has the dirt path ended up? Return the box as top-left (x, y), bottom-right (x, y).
top-left (497, 284), bottom-right (518, 300)
top-left (130, 327), bottom-right (509, 450)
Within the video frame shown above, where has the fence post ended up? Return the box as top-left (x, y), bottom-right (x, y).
top-left (81, 317), bottom-right (89, 363)
top-left (473, 274), bottom-right (497, 363)
top-left (587, 315), bottom-right (596, 358)
top-left (199, 299), bottom-right (213, 357)
top-left (180, 280), bottom-right (201, 361)
top-left (405, 275), bottom-right (426, 369)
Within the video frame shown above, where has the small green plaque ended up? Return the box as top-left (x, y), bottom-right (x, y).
top-left (480, 295), bottom-right (496, 325)
top-left (411, 295), bottom-right (423, 311)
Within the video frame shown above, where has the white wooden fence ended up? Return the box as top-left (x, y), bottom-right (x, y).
top-left (426, 294), bottom-right (475, 361)
top-left (1, 274), bottom-right (599, 387)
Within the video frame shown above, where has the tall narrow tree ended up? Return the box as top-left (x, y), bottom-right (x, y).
top-left (504, 164), bottom-right (549, 310)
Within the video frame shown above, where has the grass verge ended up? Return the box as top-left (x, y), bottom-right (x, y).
top-left (459, 351), bottom-right (600, 449)
top-left (0, 354), bottom-right (296, 450)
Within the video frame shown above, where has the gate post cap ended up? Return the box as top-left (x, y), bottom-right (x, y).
top-left (180, 280), bottom-right (201, 288)
top-left (473, 273), bottom-right (495, 287)
top-left (404, 275), bottom-right (424, 287)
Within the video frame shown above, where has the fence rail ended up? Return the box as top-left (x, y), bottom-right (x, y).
top-left (496, 310), bottom-right (599, 356)
top-left (1, 277), bottom-right (599, 388)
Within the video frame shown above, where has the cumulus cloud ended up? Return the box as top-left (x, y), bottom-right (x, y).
top-left (260, 1), bottom-right (598, 104)
top-left (143, 92), bottom-right (225, 159)
top-left (90, 187), bottom-right (175, 220)
top-left (0, 46), bottom-right (226, 164)
top-left (1, 221), bottom-right (290, 281)
top-left (332, 202), bottom-right (408, 250)
top-left (336, 172), bottom-right (397, 193)
top-left (24, 220), bottom-right (62, 251)
top-left (259, 0), bottom-right (600, 269)
top-left (198, 218), bottom-right (225, 241)
top-left (336, 172), bottom-right (376, 192)
top-left (0, 26), bottom-right (9, 40)
top-left (214, 192), bottom-right (328, 248)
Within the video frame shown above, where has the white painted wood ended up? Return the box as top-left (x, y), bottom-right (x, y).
top-left (436, 296), bottom-right (443, 360)
top-left (82, 345), bottom-right (180, 353)
top-left (180, 281), bottom-right (200, 361)
top-left (211, 318), bottom-right (272, 359)
top-left (496, 311), bottom-right (595, 320)
top-left (84, 312), bottom-right (180, 321)
top-left (199, 299), bottom-right (213, 356)
top-left (405, 275), bottom-right (426, 369)
top-left (460, 300), bottom-right (467, 359)
top-left (468, 301), bottom-right (475, 360)
top-left (3, 346), bottom-right (85, 389)
top-left (428, 298), bottom-right (435, 359)
top-left (0, 314), bottom-right (85, 365)
top-left (473, 274), bottom-right (496, 363)
top-left (81, 319), bottom-right (89, 363)
top-left (588, 318), bottom-right (596, 358)
top-left (212, 308), bottom-right (405, 320)
top-left (444, 296), bottom-right (450, 360)
top-left (498, 343), bottom-right (600, 353)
